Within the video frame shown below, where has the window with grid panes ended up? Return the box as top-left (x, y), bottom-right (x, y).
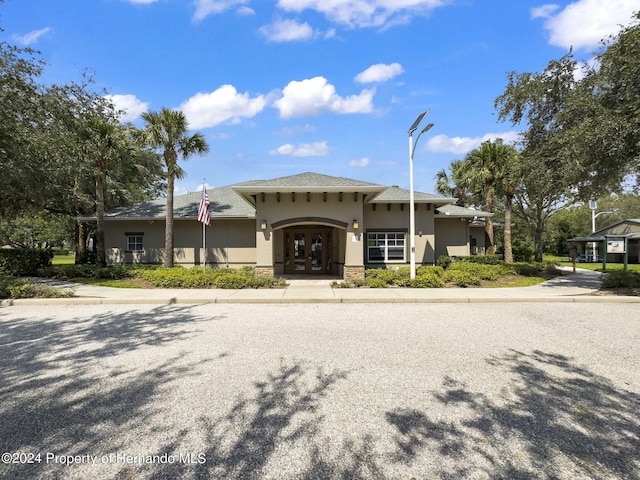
top-left (127, 235), bottom-right (143, 251)
top-left (367, 232), bottom-right (406, 262)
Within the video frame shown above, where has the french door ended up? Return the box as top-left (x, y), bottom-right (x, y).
top-left (284, 228), bottom-right (332, 274)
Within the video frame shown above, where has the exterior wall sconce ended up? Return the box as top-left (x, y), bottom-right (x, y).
top-left (353, 220), bottom-right (359, 230)
top-left (261, 220), bottom-right (267, 230)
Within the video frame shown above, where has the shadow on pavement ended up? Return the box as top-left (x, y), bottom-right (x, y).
top-left (386, 350), bottom-right (640, 479)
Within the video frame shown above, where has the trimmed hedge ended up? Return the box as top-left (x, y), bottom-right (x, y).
top-left (602, 270), bottom-right (640, 289)
top-left (454, 255), bottom-right (503, 265)
top-left (411, 273), bottom-right (445, 288)
top-left (0, 249), bottom-right (53, 276)
top-left (446, 262), bottom-right (505, 281)
top-left (442, 269), bottom-right (482, 287)
top-left (140, 267), bottom-right (286, 289)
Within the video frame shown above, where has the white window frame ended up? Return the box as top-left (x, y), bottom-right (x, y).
top-left (367, 231), bottom-right (406, 263)
top-left (126, 235), bottom-right (144, 252)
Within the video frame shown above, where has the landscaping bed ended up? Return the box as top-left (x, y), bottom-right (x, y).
top-left (333, 258), bottom-right (561, 289)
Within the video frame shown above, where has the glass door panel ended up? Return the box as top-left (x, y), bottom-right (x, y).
top-left (293, 233), bottom-right (306, 271)
top-left (311, 233), bottom-right (323, 271)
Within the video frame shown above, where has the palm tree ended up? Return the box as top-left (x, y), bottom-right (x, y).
top-left (460, 139), bottom-right (518, 256)
top-left (435, 159), bottom-right (470, 207)
top-left (141, 108), bottom-right (209, 268)
top-left (497, 159), bottom-right (521, 263)
top-left (86, 118), bottom-right (122, 267)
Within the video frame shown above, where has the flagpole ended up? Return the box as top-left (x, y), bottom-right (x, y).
top-left (202, 178), bottom-right (207, 272)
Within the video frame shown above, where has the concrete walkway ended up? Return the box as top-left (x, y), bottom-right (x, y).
top-left (3, 267), bottom-right (639, 306)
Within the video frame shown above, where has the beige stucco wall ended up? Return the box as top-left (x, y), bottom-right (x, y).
top-left (363, 203), bottom-right (436, 266)
top-left (435, 218), bottom-right (470, 258)
top-left (255, 192), bottom-right (364, 270)
top-left (104, 218), bottom-right (256, 267)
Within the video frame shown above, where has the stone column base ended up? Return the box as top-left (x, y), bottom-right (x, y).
top-left (344, 265), bottom-right (365, 281)
top-left (255, 266), bottom-right (275, 277)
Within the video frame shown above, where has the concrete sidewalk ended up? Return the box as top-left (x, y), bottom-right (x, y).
top-left (3, 267), bottom-right (639, 305)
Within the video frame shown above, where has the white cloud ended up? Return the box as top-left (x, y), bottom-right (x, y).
top-left (237, 6), bottom-right (255, 15)
top-left (349, 157), bottom-right (370, 167)
top-left (12, 27), bottom-right (51, 46)
top-left (125, 0), bottom-right (159, 4)
top-left (193, 0), bottom-right (250, 21)
top-left (273, 76), bottom-right (374, 118)
top-left (277, 0), bottom-right (445, 29)
top-left (269, 141), bottom-right (329, 156)
top-left (105, 94), bottom-right (149, 122)
top-left (530, 4), bottom-right (559, 19)
top-left (277, 124), bottom-right (317, 136)
top-left (354, 62), bottom-right (404, 84)
top-left (426, 132), bottom-right (520, 155)
top-left (180, 85), bottom-right (267, 129)
top-left (533, 0), bottom-right (638, 50)
top-left (259, 19), bottom-right (315, 42)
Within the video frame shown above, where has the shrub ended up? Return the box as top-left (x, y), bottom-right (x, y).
top-left (602, 270), bottom-right (640, 289)
top-left (42, 264), bottom-right (134, 280)
top-left (0, 249), bottom-right (53, 276)
top-left (447, 262), bottom-right (502, 281)
top-left (442, 269), bottom-right (482, 287)
top-left (214, 274), bottom-right (250, 289)
top-left (416, 265), bottom-right (444, 277)
top-left (8, 281), bottom-right (74, 299)
top-left (437, 255), bottom-right (452, 269)
top-left (366, 268), bottom-right (400, 285)
top-left (455, 255), bottom-right (502, 265)
top-left (364, 277), bottom-right (386, 288)
top-left (411, 273), bottom-right (445, 288)
top-left (510, 262), bottom-right (540, 277)
top-left (512, 239), bottom-right (534, 262)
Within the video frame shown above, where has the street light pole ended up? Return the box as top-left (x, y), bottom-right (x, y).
top-left (408, 111), bottom-right (434, 279)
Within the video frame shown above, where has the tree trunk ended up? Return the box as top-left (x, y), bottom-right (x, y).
top-left (534, 227), bottom-right (544, 262)
top-left (95, 170), bottom-right (106, 267)
top-left (164, 172), bottom-right (174, 268)
top-left (76, 220), bottom-right (89, 264)
top-left (504, 194), bottom-right (513, 263)
top-left (484, 183), bottom-right (495, 255)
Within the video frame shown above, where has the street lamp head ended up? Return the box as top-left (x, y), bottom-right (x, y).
top-left (420, 123), bottom-right (434, 135)
top-left (408, 110), bottom-right (429, 135)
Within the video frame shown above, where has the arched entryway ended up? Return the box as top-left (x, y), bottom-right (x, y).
top-left (284, 226), bottom-right (333, 275)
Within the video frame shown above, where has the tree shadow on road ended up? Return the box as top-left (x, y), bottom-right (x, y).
top-left (0, 305), bottom-right (221, 479)
top-left (386, 350), bottom-right (640, 479)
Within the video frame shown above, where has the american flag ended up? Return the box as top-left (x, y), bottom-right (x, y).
top-left (197, 188), bottom-right (210, 226)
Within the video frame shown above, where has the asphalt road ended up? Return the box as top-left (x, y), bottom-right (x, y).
top-left (1, 303), bottom-right (639, 480)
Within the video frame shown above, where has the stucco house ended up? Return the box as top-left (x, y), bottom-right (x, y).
top-left (96, 172), bottom-right (492, 279)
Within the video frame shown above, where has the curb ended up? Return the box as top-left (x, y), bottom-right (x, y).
top-left (3, 295), bottom-right (640, 306)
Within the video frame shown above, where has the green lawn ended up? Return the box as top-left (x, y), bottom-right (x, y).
top-left (543, 254), bottom-right (640, 272)
top-left (51, 253), bottom-right (76, 265)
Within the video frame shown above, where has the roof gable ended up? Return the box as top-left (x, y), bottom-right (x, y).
top-left (231, 172), bottom-right (385, 192)
top-left (101, 186), bottom-right (255, 220)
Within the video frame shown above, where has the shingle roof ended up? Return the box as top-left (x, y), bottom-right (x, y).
top-left (100, 186), bottom-right (255, 220)
top-left (372, 186), bottom-right (456, 204)
top-left (568, 219), bottom-right (640, 242)
top-left (232, 172), bottom-right (385, 192)
top-left (436, 204), bottom-right (493, 218)
top-left (94, 172), bottom-right (489, 221)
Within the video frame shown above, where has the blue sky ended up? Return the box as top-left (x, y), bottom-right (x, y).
top-left (1, 0), bottom-right (638, 196)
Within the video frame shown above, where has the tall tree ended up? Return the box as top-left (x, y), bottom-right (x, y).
top-left (141, 108), bottom-right (209, 268)
top-left (458, 139), bottom-right (517, 255)
top-left (435, 159), bottom-right (470, 207)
